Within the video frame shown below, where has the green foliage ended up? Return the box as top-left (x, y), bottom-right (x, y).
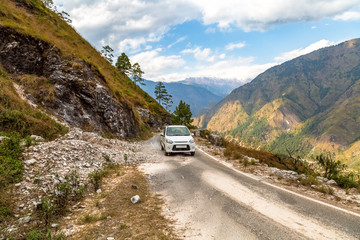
top-left (116, 53), bottom-right (132, 75)
top-left (26, 229), bottom-right (43, 240)
top-left (54, 182), bottom-right (72, 215)
top-left (229, 117), bottom-right (268, 147)
top-left (335, 174), bottom-right (359, 189)
top-left (101, 45), bottom-right (114, 64)
top-left (0, 132), bottom-right (23, 187)
top-left (300, 175), bottom-right (319, 186)
top-left (0, 110), bottom-right (29, 136)
top-left (315, 153), bottom-right (345, 179)
top-left (154, 82), bottom-right (172, 109)
top-left (269, 132), bottom-right (312, 158)
top-left (88, 170), bottom-right (105, 191)
top-left (172, 100), bottom-right (194, 128)
top-left (38, 197), bottom-right (55, 227)
top-left (131, 62), bottom-right (145, 86)
top-left (0, 188), bottom-right (12, 221)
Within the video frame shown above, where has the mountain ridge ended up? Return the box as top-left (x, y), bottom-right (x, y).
top-left (196, 38), bottom-right (360, 169)
top-left (140, 79), bottom-right (224, 115)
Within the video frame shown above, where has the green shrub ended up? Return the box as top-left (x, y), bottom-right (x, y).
top-left (314, 153), bottom-right (345, 179)
top-left (0, 195), bottom-right (12, 221)
top-left (300, 175), bottom-right (319, 186)
top-left (0, 132), bottom-right (23, 187)
top-left (88, 170), bottom-right (105, 191)
top-left (38, 197), bottom-right (55, 227)
top-left (335, 175), bottom-right (359, 189)
top-left (54, 182), bottom-right (72, 215)
top-left (26, 229), bottom-right (43, 240)
top-left (0, 110), bottom-right (29, 136)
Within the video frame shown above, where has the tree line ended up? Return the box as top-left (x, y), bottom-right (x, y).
top-left (101, 47), bottom-right (194, 128)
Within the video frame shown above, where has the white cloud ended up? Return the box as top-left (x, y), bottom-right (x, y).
top-left (182, 47), bottom-right (215, 62)
top-left (205, 27), bottom-right (216, 34)
top-left (168, 36), bottom-right (187, 48)
top-left (334, 11), bottom-right (360, 21)
top-left (226, 42), bottom-right (246, 51)
top-left (54, 0), bottom-right (360, 52)
top-left (54, 0), bottom-right (199, 52)
top-left (53, 0), bottom-right (360, 82)
top-left (155, 57), bottom-right (275, 83)
top-left (130, 49), bottom-right (186, 80)
top-left (194, 0), bottom-right (360, 31)
top-left (274, 39), bottom-right (336, 62)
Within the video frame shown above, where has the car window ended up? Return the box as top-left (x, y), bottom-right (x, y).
top-left (166, 127), bottom-right (190, 136)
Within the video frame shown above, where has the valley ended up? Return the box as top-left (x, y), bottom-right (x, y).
top-left (1, 0), bottom-right (360, 239)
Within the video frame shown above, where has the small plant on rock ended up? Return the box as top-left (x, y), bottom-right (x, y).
top-left (88, 170), bottom-right (105, 191)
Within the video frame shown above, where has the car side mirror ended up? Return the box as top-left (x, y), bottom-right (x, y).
top-left (160, 133), bottom-right (164, 137)
top-left (191, 133), bottom-right (194, 136)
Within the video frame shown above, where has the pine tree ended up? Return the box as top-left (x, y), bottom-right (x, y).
top-left (172, 100), bottom-right (194, 128)
top-left (163, 94), bottom-right (173, 111)
top-left (131, 62), bottom-right (145, 86)
top-left (154, 82), bottom-right (166, 105)
top-left (115, 53), bottom-right (132, 75)
top-left (101, 45), bottom-right (114, 64)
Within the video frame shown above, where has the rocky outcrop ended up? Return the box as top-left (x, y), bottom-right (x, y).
top-left (0, 25), bottom-right (139, 138)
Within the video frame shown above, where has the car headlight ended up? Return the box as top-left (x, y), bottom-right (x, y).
top-left (189, 138), bottom-right (194, 144)
top-left (166, 139), bottom-right (173, 144)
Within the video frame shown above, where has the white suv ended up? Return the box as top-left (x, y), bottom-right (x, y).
top-left (160, 125), bottom-right (196, 156)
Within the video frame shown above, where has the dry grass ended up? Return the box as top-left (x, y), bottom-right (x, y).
top-left (0, 72), bottom-right (67, 139)
top-left (0, 0), bottom-right (168, 120)
top-left (64, 166), bottom-right (179, 240)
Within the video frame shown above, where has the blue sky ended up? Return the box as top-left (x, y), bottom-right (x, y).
top-left (54, 0), bottom-right (360, 83)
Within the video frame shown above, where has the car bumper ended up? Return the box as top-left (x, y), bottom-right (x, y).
top-left (164, 143), bottom-right (196, 153)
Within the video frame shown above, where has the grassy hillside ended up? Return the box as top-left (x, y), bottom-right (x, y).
top-left (0, 0), bottom-right (168, 131)
top-left (0, 65), bottom-right (66, 139)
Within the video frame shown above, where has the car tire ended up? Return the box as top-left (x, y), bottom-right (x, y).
top-left (164, 150), bottom-right (168, 156)
top-left (161, 143), bottom-right (164, 151)
top-left (191, 152), bottom-right (195, 156)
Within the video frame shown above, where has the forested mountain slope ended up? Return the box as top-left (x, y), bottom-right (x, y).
top-left (141, 79), bottom-right (223, 115)
top-left (196, 39), bottom-right (360, 169)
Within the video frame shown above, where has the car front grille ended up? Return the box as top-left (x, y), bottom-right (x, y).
top-left (172, 145), bottom-right (190, 151)
top-left (174, 141), bottom-right (188, 143)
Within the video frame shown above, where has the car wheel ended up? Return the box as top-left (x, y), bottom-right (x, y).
top-left (161, 143), bottom-right (164, 151)
top-left (164, 150), bottom-right (168, 156)
top-left (191, 152), bottom-right (195, 156)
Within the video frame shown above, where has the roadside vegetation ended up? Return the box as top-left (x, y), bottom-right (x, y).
top-left (199, 130), bottom-right (360, 194)
top-left (57, 166), bottom-right (179, 240)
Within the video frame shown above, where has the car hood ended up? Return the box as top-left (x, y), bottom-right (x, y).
top-left (167, 135), bottom-right (193, 142)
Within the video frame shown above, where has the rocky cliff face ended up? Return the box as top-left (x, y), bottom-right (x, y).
top-left (0, 25), bottom-right (140, 138)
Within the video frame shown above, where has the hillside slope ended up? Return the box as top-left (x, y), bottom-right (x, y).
top-left (197, 39), bottom-right (360, 169)
top-left (0, 0), bottom-right (170, 139)
top-left (140, 79), bottom-right (223, 115)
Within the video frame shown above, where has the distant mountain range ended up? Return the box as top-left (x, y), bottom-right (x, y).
top-left (179, 77), bottom-right (242, 98)
top-left (195, 39), bottom-right (360, 169)
top-left (140, 78), bottom-right (241, 116)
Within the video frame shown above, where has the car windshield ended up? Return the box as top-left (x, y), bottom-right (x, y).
top-left (166, 126), bottom-right (191, 136)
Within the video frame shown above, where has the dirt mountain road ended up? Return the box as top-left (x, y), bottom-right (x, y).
top-left (140, 136), bottom-right (360, 240)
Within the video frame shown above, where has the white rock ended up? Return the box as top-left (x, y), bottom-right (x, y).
top-left (327, 179), bottom-right (337, 185)
top-left (30, 135), bottom-right (45, 141)
top-left (18, 216), bottom-right (30, 224)
top-left (130, 195), bottom-right (140, 204)
top-left (96, 189), bottom-right (102, 194)
top-left (24, 159), bottom-right (37, 165)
